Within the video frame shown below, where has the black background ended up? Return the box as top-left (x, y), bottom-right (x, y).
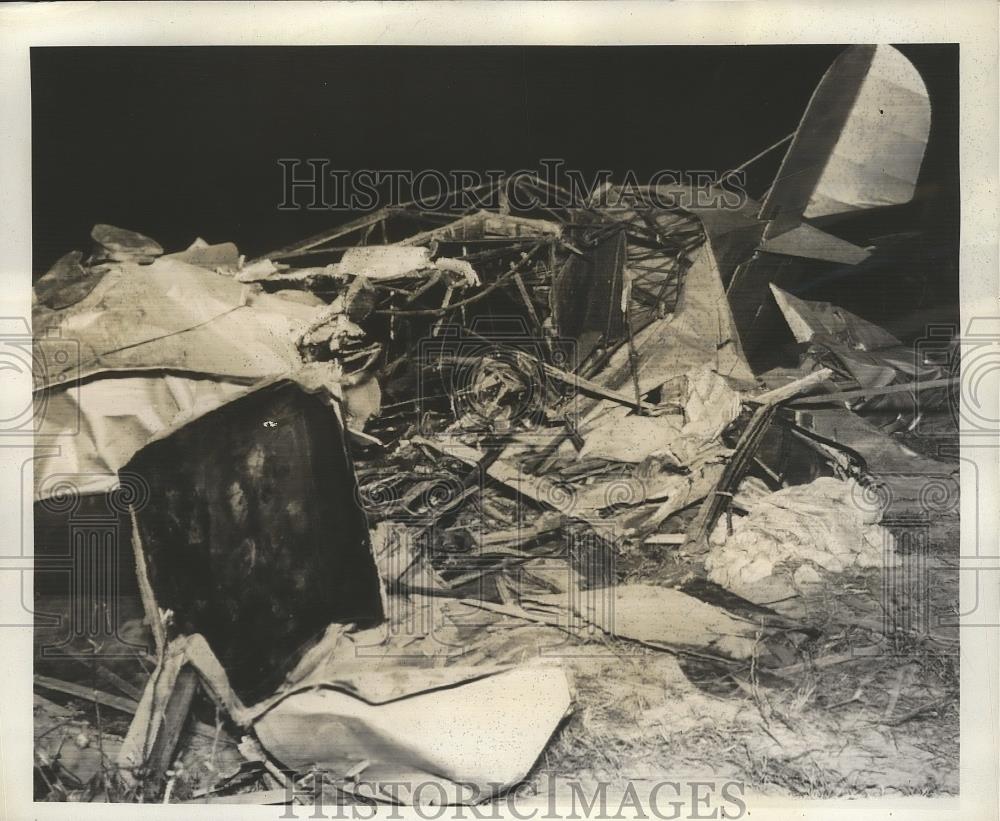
top-left (31, 45), bottom-right (959, 337)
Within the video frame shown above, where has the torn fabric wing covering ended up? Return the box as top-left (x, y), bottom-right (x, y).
top-left (704, 477), bottom-right (896, 617)
top-left (338, 246), bottom-right (436, 280)
top-left (335, 245), bottom-right (480, 287)
top-left (34, 374), bottom-right (251, 501)
top-left (33, 255), bottom-right (325, 387)
top-left (595, 240), bottom-right (755, 395)
top-left (253, 667), bottom-right (572, 800)
top-left (162, 237), bottom-right (242, 269)
top-left (769, 285), bottom-right (953, 414)
top-left (33, 253), bottom-right (332, 502)
top-left (769, 284), bottom-right (902, 349)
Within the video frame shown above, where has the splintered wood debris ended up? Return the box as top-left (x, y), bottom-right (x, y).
top-left (32, 44), bottom-right (959, 805)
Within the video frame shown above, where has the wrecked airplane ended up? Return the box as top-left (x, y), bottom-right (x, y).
top-left (32, 44), bottom-right (960, 806)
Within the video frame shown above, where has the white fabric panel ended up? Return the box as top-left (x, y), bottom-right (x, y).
top-left (805, 45), bottom-right (931, 218)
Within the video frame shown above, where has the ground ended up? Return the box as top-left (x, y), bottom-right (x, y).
top-left (33, 425), bottom-right (960, 804)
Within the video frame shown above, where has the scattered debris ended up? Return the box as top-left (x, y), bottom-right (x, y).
top-left (33, 250), bottom-right (104, 310)
top-left (704, 477), bottom-right (896, 617)
top-left (33, 42), bottom-right (959, 804)
top-left (470, 583), bottom-right (782, 662)
top-left (90, 223), bottom-right (164, 265)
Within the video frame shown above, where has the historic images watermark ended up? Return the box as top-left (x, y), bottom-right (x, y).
top-left (276, 160), bottom-right (748, 212)
top-left (277, 774), bottom-right (749, 820)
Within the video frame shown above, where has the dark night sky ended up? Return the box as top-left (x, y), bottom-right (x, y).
top-left (31, 45), bottom-right (959, 332)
